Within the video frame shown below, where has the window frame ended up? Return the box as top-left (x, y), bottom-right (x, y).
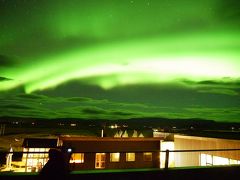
top-left (110, 152), bottom-right (120, 162)
top-left (126, 152), bottom-right (135, 162)
top-left (69, 153), bottom-right (84, 164)
top-left (143, 152), bottom-right (152, 161)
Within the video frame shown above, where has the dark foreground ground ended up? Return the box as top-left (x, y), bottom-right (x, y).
top-left (1, 166), bottom-right (240, 180)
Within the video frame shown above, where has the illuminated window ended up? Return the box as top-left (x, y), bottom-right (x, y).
top-left (110, 153), bottom-right (120, 162)
top-left (160, 141), bottom-right (175, 168)
top-left (200, 154), bottom-right (213, 166)
top-left (39, 148), bottom-right (45, 158)
top-left (200, 154), bottom-right (207, 166)
top-left (206, 154), bottom-right (213, 166)
top-left (143, 152), bottom-right (152, 161)
top-left (126, 153), bottom-right (135, 162)
top-left (95, 153), bottom-right (106, 169)
top-left (34, 148), bottom-right (39, 158)
top-left (70, 153), bottom-right (84, 163)
top-left (213, 156), bottom-right (229, 165)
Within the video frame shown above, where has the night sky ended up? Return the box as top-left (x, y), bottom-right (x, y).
top-left (0, 0), bottom-right (240, 122)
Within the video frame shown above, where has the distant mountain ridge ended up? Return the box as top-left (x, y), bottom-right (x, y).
top-left (0, 116), bottom-right (239, 130)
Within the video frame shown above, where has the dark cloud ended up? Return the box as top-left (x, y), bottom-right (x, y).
top-left (39, 80), bottom-right (104, 98)
top-left (197, 80), bottom-right (222, 85)
top-left (185, 107), bottom-right (240, 121)
top-left (180, 79), bottom-right (240, 96)
top-left (110, 111), bottom-right (134, 116)
top-left (197, 79), bottom-right (240, 86)
top-left (218, 0), bottom-right (240, 23)
top-left (198, 89), bottom-right (239, 96)
top-left (182, 78), bottom-right (240, 86)
top-left (0, 55), bottom-right (16, 67)
top-left (0, 104), bottom-right (32, 110)
top-left (17, 93), bottom-right (46, 100)
top-left (0, 76), bottom-right (13, 81)
top-left (1, 77), bottom-right (240, 121)
top-left (67, 97), bottom-right (91, 102)
top-left (82, 107), bottom-right (107, 115)
top-left (0, 90), bottom-right (240, 121)
top-left (39, 79), bottom-right (240, 108)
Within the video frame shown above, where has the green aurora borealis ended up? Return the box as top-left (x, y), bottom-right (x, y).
top-left (0, 0), bottom-right (240, 122)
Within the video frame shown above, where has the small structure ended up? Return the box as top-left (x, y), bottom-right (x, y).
top-left (122, 130), bottom-right (128, 138)
top-left (132, 130), bottom-right (138, 137)
top-left (114, 131), bottom-right (120, 138)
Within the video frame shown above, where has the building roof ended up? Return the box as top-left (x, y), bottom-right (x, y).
top-left (174, 134), bottom-right (240, 144)
top-left (22, 138), bottom-right (58, 148)
top-left (59, 136), bottom-right (163, 141)
top-left (59, 137), bottom-right (163, 152)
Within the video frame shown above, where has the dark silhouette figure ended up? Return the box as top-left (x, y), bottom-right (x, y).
top-left (39, 148), bottom-right (69, 180)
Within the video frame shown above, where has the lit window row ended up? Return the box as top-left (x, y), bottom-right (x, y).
top-left (69, 152), bottom-right (153, 164)
top-left (110, 152), bottom-right (152, 162)
top-left (110, 152), bottom-right (136, 162)
top-left (23, 148), bottom-right (49, 159)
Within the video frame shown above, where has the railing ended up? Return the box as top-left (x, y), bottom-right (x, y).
top-left (0, 148), bottom-right (240, 173)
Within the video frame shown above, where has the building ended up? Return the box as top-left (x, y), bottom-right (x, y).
top-left (59, 137), bottom-right (163, 170)
top-left (19, 137), bottom-right (164, 172)
top-left (174, 135), bottom-right (240, 167)
top-left (15, 134), bottom-right (240, 172)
